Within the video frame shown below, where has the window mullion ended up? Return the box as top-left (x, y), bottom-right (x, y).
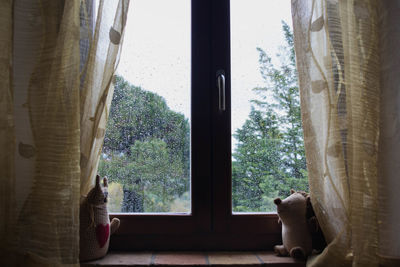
top-left (191, 0), bottom-right (213, 231)
top-left (210, 0), bottom-right (231, 233)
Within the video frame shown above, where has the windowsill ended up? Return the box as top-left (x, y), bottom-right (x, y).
top-left (82, 251), bottom-right (306, 266)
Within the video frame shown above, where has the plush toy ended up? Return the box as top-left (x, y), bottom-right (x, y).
top-left (80, 175), bottom-right (120, 262)
top-left (273, 189), bottom-right (313, 259)
top-left (300, 191), bottom-right (327, 253)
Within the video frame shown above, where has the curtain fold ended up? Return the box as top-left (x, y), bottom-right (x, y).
top-left (0, 0), bottom-right (129, 265)
top-left (292, 0), bottom-right (400, 266)
top-left (80, 0), bottom-right (129, 196)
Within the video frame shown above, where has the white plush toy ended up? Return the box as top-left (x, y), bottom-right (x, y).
top-left (273, 189), bottom-right (313, 259)
top-left (80, 175), bottom-right (120, 261)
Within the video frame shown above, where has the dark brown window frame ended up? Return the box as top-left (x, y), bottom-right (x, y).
top-left (109, 0), bottom-right (281, 251)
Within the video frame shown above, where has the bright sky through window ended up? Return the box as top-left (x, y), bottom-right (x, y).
top-left (117, 0), bottom-right (292, 136)
top-left (100, 0), bottom-right (296, 213)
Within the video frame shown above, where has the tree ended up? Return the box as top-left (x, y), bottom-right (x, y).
top-left (232, 108), bottom-right (285, 211)
top-left (232, 22), bottom-right (308, 212)
top-left (253, 21), bottom-right (306, 179)
top-left (99, 76), bottom-right (190, 212)
top-left (120, 139), bottom-right (186, 212)
top-left (103, 76), bottom-right (189, 163)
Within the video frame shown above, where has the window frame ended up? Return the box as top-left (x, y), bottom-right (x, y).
top-left (109, 0), bottom-right (281, 251)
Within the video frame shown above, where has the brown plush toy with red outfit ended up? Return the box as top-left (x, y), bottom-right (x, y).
top-left (80, 175), bottom-right (120, 262)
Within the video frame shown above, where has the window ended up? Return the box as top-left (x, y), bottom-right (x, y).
top-left (101, 0), bottom-right (304, 250)
top-left (100, 0), bottom-right (191, 214)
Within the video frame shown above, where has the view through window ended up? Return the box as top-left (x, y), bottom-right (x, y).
top-left (99, 0), bottom-right (191, 213)
top-left (99, 0), bottom-right (308, 214)
top-left (231, 0), bottom-right (308, 212)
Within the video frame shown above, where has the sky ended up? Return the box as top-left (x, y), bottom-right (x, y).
top-left (116, 0), bottom-right (293, 145)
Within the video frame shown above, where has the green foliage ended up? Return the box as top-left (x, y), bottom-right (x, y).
top-left (104, 76), bottom-right (189, 167)
top-left (232, 109), bottom-right (284, 211)
top-left (127, 139), bottom-right (186, 212)
top-left (99, 76), bottom-right (190, 212)
top-left (107, 182), bottom-right (123, 213)
top-left (232, 22), bottom-right (308, 212)
top-left (170, 191), bottom-right (191, 213)
top-left (99, 22), bottom-right (308, 214)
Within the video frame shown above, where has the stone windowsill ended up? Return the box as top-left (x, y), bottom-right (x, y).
top-left (82, 251), bottom-right (306, 266)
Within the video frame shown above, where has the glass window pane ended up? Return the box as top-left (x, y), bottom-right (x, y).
top-left (231, 0), bottom-right (308, 212)
top-left (99, 0), bottom-right (191, 213)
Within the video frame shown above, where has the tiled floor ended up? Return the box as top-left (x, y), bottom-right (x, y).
top-left (82, 251), bottom-right (306, 266)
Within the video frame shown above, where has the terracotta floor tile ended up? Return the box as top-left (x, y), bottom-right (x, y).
top-left (207, 252), bottom-right (261, 265)
top-left (83, 251), bottom-right (153, 266)
top-left (154, 252), bottom-right (207, 265)
top-left (82, 251), bottom-right (307, 266)
top-left (256, 251), bottom-right (305, 266)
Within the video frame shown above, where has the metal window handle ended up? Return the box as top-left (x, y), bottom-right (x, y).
top-left (217, 72), bottom-right (226, 111)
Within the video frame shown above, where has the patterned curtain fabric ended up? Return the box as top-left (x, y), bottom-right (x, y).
top-left (291, 0), bottom-right (400, 266)
top-left (80, 0), bottom-right (129, 196)
top-left (0, 0), bottom-right (129, 265)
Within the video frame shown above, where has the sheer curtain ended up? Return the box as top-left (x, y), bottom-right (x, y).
top-left (292, 0), bottom-right (400, 266)
top-left (0, 0), bottom-right (129, 265)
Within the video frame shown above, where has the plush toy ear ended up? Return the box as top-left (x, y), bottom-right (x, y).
top-left (95, 175), bottom-right (101, 187)
top-left (274, 198), bottom-right (282, 205)
top-left (290, 189), bottom-right (296, 194)
top-left (102, 176), bottom-right (109, 203)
